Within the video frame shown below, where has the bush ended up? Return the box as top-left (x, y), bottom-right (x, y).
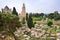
top-left (47, 20), bottom-right (53, 26)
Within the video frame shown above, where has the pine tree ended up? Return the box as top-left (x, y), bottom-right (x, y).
top-left (12, 7), bottom-right (18, 16)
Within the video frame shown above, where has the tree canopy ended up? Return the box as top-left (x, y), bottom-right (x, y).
top-left (0, 13), bottom-right (21, 40)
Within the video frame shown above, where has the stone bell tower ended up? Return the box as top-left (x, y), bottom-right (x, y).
top-left (19, 3), bottom-right (26, 21)
top-left (20, 3), bottom-right (26, 18)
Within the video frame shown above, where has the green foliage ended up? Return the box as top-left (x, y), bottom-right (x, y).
top-left (40, 13), bottom-right (44, 17)
top-left (0, 13), bottom-right (21, 34)
top-left (48, 11), bottom-right (60, 20)
top-left (27, 14), bottom-right (34, 29)
top-left (50, 29), bottom-right (56, 34)
top-left (31, 13), bottom-right (44, 17)
top-left (26, 13), bottom-right (28, 20)
top-left (47, 20), bottom-right (53, 26)
top-left (54, 11), bottom-right (60, 20)
top-left (33, 17), bottom-right (43, 21)
top-left (26, 11), bottom-right (60, 20)
top-left (48, 13), bottom-right (54, 19)
top-left (12, 7), bottom-right (18, 16)
top-left (0, 11), bottom-right (1, 13)
top-left (46, 37), bottom-right (50, 40)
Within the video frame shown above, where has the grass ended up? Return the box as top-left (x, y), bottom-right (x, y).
top-left (32, 17), bottom-right (43, 21)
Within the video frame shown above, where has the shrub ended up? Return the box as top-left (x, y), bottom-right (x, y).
top-left (47, 20), bottom-right (53, 26)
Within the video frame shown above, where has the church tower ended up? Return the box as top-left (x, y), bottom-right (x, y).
top-left (19, 3), bottom-right (26, 21)
top-left (20, 3), bottom-right (26, 18)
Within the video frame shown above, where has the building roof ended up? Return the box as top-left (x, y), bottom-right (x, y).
top-left (4, 6), bottom-right (9, 10)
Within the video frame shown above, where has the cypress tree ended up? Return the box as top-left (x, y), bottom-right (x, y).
top-left (27, 14), bottom-right (34, 29)
top-left (26, 13), bottom-right (28, 20)
top-left (12, 7), bottom-right (18, 16)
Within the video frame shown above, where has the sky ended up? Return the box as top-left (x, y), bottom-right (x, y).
top-left (0, 0), bottom-right (60, 14)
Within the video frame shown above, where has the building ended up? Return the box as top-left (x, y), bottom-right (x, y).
top-left (19, 3), bottom-right (26, 21)
top-left (2, 6), bottom-right (12, 14)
